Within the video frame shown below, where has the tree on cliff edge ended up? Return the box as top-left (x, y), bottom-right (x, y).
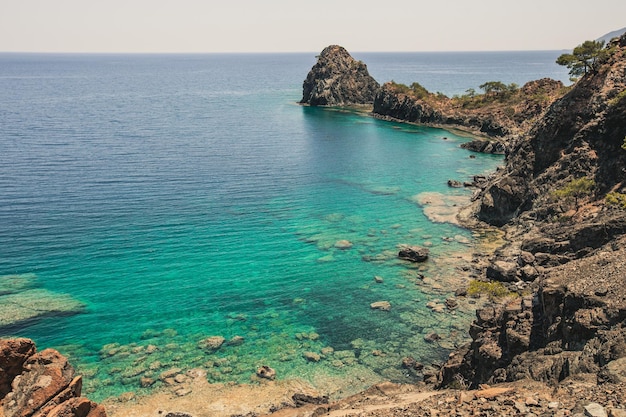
top-left (556, 40), bottom-right (608, 78)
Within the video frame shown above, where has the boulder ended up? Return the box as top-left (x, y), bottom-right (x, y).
top-left (47, 397), bottom-right (106, 417)
top-left (486, 260), bottom-right (519, 282)
top-left (398, 246), bottom-right (429, 262)
top-left (0, 338), bottom-right (36, 397)
top-left (3, 348), bottom-right (76, 417)
top-left (256, 365), bottom-right (276, 380)
top-left (300, 45), bottom-right (380, 106)
top-left (198, 336), bottom-right (225, 351)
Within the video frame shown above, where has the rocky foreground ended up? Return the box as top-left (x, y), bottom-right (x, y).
top-left (0, 338), bottom-right (105, 417)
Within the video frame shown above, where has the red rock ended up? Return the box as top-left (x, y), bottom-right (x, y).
top-left (47, 397), bottom-right (107, 417)
top-left (0, 338), bottom-right (36, 397)
top-left (3, 348), bottom-right (75, 417)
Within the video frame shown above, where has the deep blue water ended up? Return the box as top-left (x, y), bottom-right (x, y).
top-left (0, 51), bottom-right (568, 400)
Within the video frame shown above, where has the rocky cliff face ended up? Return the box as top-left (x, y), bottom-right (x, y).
top-left (0, 338), bottom-right (105, 417)
top-left (439, 34), bottom-right (626, 389)
top-left (300, 45), bottom-right (380, 106)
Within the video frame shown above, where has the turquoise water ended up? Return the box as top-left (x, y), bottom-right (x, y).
top-left (0, 52), bottom-right (565, 400)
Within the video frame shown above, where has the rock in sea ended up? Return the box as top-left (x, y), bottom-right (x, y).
top-left (398, 246), bottom-right (430, 263)
top-left (300, 45), bottom-right (380, 107)
top-left (370, 301), bottom-right (391, 311)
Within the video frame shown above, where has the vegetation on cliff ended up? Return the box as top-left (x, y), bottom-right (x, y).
top-left (438, 33), bottom-right (626, 390)
top-left (374, 77), bottom-right (567, 139)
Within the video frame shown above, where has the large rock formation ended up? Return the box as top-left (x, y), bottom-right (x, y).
top-left (439, 33), bottom-right (626, 388)
top-left (0, 338), bottom-right (105, 417)
top-left (300, 45), bottom-right (380, 106)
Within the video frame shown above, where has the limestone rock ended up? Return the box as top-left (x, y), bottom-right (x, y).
top-left (256, 365), bottom-right (276, 380)
top-left (300, 45), bottom-right (380, 106)
top-left (303, 352), bottom-right (321, 362)
top-left (198, 336), bottom-right (225, 351)
top-left (584, 403), bottom-right (608, 417)
top-left (370, 301), bottom-right (391, 311)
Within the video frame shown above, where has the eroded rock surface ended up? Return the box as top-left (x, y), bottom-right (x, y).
top-left (0, 338), bottom-right (105, 417)
top-left (300, 45), bottom-right (379, 106)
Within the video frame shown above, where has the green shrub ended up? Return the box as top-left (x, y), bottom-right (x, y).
top-left (467, 280), bottom-right (516, 300)
top-left (552, 177), bottom-right (595, 206)
top-left (609, 90), bottom-right (626, 107)
top-left (605, 192), bottom-right (626, 209)
top-left (409, 82), bottom-right (430, 99)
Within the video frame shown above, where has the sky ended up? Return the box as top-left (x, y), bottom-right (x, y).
top-left (1, 0), bottom-right (625, 53)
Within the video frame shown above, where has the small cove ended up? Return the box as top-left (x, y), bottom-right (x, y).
top-left (0, 52), bottom-right (567, 400)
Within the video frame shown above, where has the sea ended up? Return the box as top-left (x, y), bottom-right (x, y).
top-left (0, 51), bottom-right (569, 401)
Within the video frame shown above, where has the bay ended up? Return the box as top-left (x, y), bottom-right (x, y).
top-left (0, 51), bottom-right (568, 400)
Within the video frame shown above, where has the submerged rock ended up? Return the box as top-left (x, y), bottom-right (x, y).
top-left (300, 45), bottom-right (380, 106)
top-left (370, 301), bottom-right (391, 311)
top-left (198, 336), bottom-right (225, 351)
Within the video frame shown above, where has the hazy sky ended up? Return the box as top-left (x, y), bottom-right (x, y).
top-left (1, 0), bottom-right (625, 53)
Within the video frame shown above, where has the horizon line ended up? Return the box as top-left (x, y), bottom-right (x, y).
top-left (0, 48), bottom-right (572, 55)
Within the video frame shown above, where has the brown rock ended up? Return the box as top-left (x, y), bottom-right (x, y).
top-left (0, 338), bottom-right (36, 397)
top-left (140, 377), bottom-right (155, 388)
top-left (256, 365), bottom-right (276, 380)
top-left (47, 397), bottom-right (106, 417)
top-left (33, 376), bottom-right (83, 417)
top-left (300, 45), bottom-right (380, 106)
top-left (398, 246), bottom-right (430, 263)
top-left (334, 240), bottom-right (353, 249)
top-left (474, 387), bottom-right (514, 399)
top-left (3, 348), bottom-right (76, 417)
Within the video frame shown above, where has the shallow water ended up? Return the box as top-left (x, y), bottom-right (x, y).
top-left (0, 52), bottom-right (565, 400)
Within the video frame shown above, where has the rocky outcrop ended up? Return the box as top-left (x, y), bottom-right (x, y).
top-left (0, 338), bottom-right (105, 417)
top-left (440, 235), bottom-right (626, 388)
top-left (460, 139), bottom-right (506, 154)
top-left (398, 246), bottom-right (429, 262)
top-left (300, 45), bottom-right (379, 106)
top-left (439, 33), bottom-right (626, 389)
